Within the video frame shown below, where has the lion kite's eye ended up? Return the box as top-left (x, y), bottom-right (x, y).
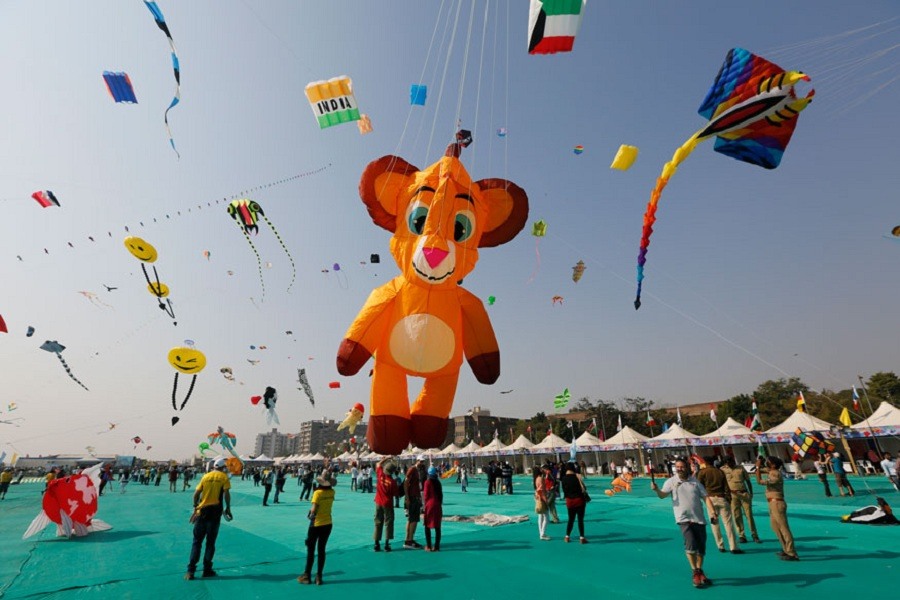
top-left (454, 212), bottom-right (474, 242)
top-left (408, 205), bottom-right (428, 235)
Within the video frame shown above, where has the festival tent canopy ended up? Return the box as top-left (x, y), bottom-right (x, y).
top-left (764, 410), bottom-right (834, 435)
top-left (646, 424), bottom-right (699, 448)
top-left (307, 453), bottom-right (325, 461)
top-left (849, 401), bottom-right (900, 438)
top-left (574, 431), bottom-right (603, 450)
top-left (851, 401), bottom-right (900, 429)
top-left (600, 426), bottom-right (650, 450)
top-left (454, 441), bottom-right (483, 456)
top-left (474, 437), bottom-right (508, 455)
top-left (530, 432), bottom-right (570, 451)
top-left (506, 435), bottom-right (535, 450)
top-left (695, 417), bottom-right (757, 446)
top-left (440, 442), bottom-right (462, 455)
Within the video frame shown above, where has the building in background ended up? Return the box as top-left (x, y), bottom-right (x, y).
top-left (450, 406), bottom-right (518, 446)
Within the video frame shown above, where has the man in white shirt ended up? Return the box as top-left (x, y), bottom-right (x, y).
top-left (879, 452), bottom-right (898, 492)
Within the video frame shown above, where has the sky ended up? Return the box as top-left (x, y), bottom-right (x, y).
top-left (1, 1), bottom-right (899, 461)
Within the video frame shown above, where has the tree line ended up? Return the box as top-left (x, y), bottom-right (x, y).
top-left (509, 372), bottom-right (900, 443)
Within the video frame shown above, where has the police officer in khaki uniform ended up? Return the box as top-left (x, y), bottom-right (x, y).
top-left (721, 456), bottom-right (760, 543)
top-left (756, 456), bottom-right (799, 561)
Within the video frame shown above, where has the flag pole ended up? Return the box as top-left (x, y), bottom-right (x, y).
top-left (856, 375), bottom-right (876, 417)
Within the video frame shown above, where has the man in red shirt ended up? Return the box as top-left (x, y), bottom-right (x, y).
top-left (373, 457), bottom-right (399, 552)
top-left (403, 456), bottom-right (425, 549)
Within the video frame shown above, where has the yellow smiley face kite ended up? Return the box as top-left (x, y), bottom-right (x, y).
top-left (167, 347), bottom-right (207, 374)
top-left (124, 236), bottom-right (158, 263)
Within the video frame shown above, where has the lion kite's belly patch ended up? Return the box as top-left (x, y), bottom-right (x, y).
top-left (389, 314), bottom-right (455, 373)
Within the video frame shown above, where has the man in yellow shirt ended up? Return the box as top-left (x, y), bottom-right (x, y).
top-left (185, 458), bottom-right (232, 580)
top-left (0, 468), bottom-right (13, 499)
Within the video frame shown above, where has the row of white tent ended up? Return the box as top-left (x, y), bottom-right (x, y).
top-left (264, 403), bottom-right (900, 463)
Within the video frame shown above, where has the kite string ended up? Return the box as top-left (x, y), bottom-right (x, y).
top-left (424, 0), bottom-right (463, 163)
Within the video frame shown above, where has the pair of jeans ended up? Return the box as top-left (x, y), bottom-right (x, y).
top-left (304, 524), bottom-right (333, 577)
top-left (188, 512), bottom-right (222, 574)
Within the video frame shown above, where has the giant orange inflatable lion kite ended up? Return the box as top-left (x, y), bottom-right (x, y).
top-left (337, 143), bottom-right (528, 455)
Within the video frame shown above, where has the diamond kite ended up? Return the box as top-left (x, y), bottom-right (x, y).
top-left (634, 48), bottom-right (814, 309)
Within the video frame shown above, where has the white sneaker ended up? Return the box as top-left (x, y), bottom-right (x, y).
top-left (540, 535), bottom-right (551, 541)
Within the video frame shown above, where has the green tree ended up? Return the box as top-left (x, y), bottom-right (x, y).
top-left (865, 372), bottom-right (900, 404)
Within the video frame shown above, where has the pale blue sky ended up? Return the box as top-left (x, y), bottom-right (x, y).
top-left (1, 1), bottom-right (898, 460)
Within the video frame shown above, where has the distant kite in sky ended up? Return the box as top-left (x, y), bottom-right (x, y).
top-left (102, 71), bottom-right (137, 103)
top-left (610, 144), bottom-right (639, 170)
top-left (552, 295), bottom-right (563, 305)
top-left (246, 359), bottom-right (260, 366)
top-left (634, 48), bottom-right (814, 309)
top-left (528, 0), bottom-right (586, 55)
top-left (31, 190), bottom-right (59, 208)
top-left (410, 84), bottom-right (427, 106)
top-left (167, 345), bottom-right (206, 425)
top-left (227, 199), bottom-right (296, 301)
top-left (497, 127), bottom-right (507, 138)
top-left (528, 220), bottom-right (547, 283)
top-left (124, 237), bottom-right (176, 324)
top-left (0, 314), bottom-right (6, 333)
top-left (143, 1), bottom-right (181, 157)
top-left (337, 402), bottom-right (365, 434)
top-left (251, 386), bottom-right (280, 426)
top-left (40, 340), bottom-right (88, 391)
top-left (78, 291), bottom-right (114, 310)
top-left (892, 225), bottom-right (900, 236)
top-left (487, 295), bottom-right (496, 306)
top-left (554, 388), bottom-right (571, 410)
top-left (572, 260), bottom-right (586, 283)
top-left (297, 368), bottom-right (315, 407)
top-left (305, 76), bottom-right (360, 129)
top-left (573, 145), bottom-right (584, 155)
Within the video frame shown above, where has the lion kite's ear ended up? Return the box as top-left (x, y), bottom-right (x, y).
top-left (359, 156), bottom-right (419, 232)
top-left (476, 179), bottom-right (529, 248)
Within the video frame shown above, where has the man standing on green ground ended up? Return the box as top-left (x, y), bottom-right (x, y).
top-left (721, 456), bottom-right (760, 544)
top-left (651, 458), bottom-right (718, 589)
top-left (185, 458), bottom-right (232, 580)
top-left (403, 456), bottom-right (424, 549)
top-left (696, 457), bottom-right (743, 554)
top-left (373, 456), bottom-right (399, 552)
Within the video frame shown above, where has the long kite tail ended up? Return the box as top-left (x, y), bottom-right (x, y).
top-left (260, 215), bottom-right (296, 294)
top-left (56, 354), bottom-right (89, 391)
top-left (234, 222), bottom-right (266, 303)
top-left (143, 1), bottom-right (181, 158)
top-left (635, 132), bottom-right (702, 310)
top-left (526, 237), bottom-right (542, 284)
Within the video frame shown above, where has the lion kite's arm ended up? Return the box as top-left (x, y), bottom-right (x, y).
top-left (337, 279), bottom-right (401, 376)
top-left (458, 289), bottom-right (500, 384)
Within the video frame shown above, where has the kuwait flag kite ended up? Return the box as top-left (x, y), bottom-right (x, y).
top-left (528, 0), bottom-right (586, 55)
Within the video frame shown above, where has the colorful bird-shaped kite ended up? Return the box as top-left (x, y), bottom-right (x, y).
top-left (227, 199), bottom-right (296, 301)
top-left (634, 48), bottom-right (814, 309)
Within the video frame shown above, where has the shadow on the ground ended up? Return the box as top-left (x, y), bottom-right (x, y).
top-left (712, 573), bottom-right (843, 588)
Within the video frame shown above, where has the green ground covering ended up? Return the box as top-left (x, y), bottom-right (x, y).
top-left (0, 473), bottom-right (896, 599)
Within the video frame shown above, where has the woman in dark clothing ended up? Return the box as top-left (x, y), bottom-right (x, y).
top-left (423, 467), bottom-right (443, 551)
top-left (560, 462), bottom-right (589, 544)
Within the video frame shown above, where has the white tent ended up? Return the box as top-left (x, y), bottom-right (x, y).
top-left (852, 401), bottom-right (900, 429)
top-left (647, 424), bottom-right (699, 448)
top-left (600, 426), bottom-right (650, 450)
top-left (474, 437), bottom-right (508, 455)
top-left (574, 431), bottom-right (603, 450)
top-left (704, 417), bottom-right (752, 438)
top-left (506, 435), bottom-right (535, 451)
top-left (765, 410), bottom-right (834, 435)
top-left (530, 433), bottom-right (571, 452)
top-left (439, 443), bottom-right (462, 456)
top-left (454, 441), bottom-right (483, 456)
top-left (308, 452), bottom-right (325, 461)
